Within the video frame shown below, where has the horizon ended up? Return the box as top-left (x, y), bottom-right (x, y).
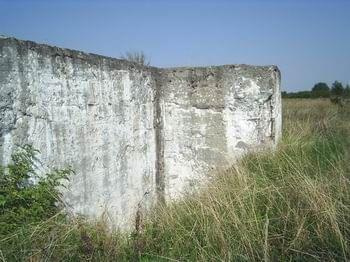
top-left (0, 0), bottom-right (349, 91)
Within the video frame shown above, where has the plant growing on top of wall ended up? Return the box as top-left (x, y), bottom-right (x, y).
top-left (121, 51), bottom-right (150, 66)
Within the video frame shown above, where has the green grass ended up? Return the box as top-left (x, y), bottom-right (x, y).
top-left (1, 99), bottom-right (349, 261)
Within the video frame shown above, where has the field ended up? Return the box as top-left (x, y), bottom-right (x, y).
top-left (1, 99), bottom-right (350, 261)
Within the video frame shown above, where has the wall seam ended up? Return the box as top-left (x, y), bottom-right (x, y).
top-left (152, 69), bottom-right (165, 204)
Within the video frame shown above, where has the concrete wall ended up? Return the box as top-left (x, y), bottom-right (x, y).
top-left (0, 37), bottom-right (281, 229)
top-left (159, 66), bottom-right (281, 199)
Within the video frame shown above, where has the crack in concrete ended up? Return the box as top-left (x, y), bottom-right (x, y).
top-left (152, 70), bottom-right (165, 205)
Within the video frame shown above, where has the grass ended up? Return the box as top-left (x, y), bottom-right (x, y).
top-left (1, 99), bottom-right (349, 261)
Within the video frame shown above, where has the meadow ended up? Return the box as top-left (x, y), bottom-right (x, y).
top-left (1, 99), bottom-right (349, 261)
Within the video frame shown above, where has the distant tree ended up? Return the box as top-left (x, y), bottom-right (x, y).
top-left (331, 81), bottom-right (344, 97)
top-left (311, 82), bottom-right (330, 98)
top-left (283, 91), bottom-right (312, 99)
top-left (344, 84), bottom-right (350, 98)
top-left (121, 51), bottom-right (150, 66)
top-left (293, 91), bottom-right (312, 98)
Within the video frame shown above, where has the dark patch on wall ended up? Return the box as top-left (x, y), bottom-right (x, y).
top-left (151, 69), bottom-right (165, 204)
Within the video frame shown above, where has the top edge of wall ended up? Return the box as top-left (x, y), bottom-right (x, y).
top-left (0, 36), bottom-right (153, 71)
top-left (0, 36), bottom-right (279, 72)
top-left (160, 64), bottom-right (279, 72)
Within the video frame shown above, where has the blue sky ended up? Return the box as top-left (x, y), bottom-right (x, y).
top-left (0, 0), bottom-right (349, 91)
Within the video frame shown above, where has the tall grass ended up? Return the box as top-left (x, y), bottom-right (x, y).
top-left (137, 99), bottom-right (350, 261)
top-left (1, 99), bottom-right (349, 261)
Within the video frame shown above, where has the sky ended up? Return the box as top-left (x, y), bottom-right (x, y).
top-left (0, 0), bottom-right (349, 91)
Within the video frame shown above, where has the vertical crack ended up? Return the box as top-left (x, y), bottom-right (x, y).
top-left (152, 69), bottom-right (165, 204)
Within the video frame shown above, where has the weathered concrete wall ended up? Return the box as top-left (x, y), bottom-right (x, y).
top-left (159, 66), bottom-right (281, 199)
top-left (0, 37), bottom-right (158, 229)
top-left (0, 37), bottom-right (281, 229)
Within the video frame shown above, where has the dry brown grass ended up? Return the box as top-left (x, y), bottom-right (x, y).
top-left (1, 99), bottom-right (349, 261)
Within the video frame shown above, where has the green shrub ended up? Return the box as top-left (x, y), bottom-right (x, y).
top-left (0, 145), bottom-right (72, 236)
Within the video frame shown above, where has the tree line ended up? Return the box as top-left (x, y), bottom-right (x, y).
top-left (282, 81), bottom-right (350, 99)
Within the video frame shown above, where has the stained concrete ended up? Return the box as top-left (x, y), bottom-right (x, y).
top-left (159, 65), bottom-right (281, 199)
top-left (0, 37), bottom-right (281, 229)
